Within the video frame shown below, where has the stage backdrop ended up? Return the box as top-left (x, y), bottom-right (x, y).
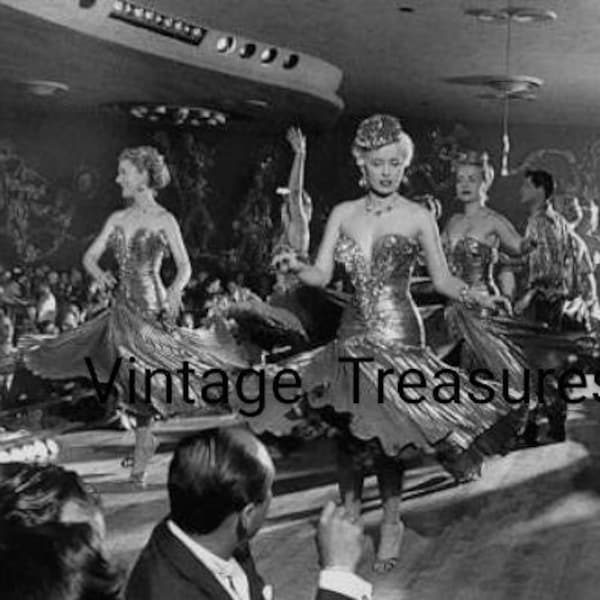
top-left (1, 109), bottom-right (598, 270)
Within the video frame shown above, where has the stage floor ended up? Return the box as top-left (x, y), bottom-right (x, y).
top-left (57, 398), bottom-right (600, 600)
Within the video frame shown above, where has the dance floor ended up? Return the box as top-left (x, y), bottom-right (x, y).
top-left (57, 396), bottom-right (600, 600)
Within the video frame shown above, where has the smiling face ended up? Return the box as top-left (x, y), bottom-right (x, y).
top-left (115, 159), bottom-right (148, 200)
top-left (456, 164), bottom-right (487, 204)
top-left (361, 142), bottom-right (408, 196)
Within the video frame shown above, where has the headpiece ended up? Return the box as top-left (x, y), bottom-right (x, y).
top-left (353, 114), bottom-right (405, 151)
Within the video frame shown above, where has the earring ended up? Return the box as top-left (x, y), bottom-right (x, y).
top-left (359, 173), bottom-right (367, 189)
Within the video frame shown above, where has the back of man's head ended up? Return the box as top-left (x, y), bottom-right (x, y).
top-left (168, 427), bottom-right (273, 536)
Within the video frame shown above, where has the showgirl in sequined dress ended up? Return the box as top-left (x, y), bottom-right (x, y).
top-left (440, 151), bottom-right (589, 445)
top-left (234, 116), bottom-right (522, 572)
top-left (15, 147), bottom-right (247, 483)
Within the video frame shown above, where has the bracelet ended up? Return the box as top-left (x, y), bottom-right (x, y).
top-left (459, 285), bottom-right (471, 305)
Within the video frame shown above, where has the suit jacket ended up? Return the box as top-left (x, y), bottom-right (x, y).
top-left (125, 520), bottom-right (353, 600)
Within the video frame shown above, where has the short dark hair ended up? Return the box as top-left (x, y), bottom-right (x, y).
top-left (0, 522), bottom-right (123, 600)
top-left (168, 427), bottom-right (272, 535)
top-left (0, 463), bottom-right (100, 528)
top-left (525, 169), bottom-right (554, 200)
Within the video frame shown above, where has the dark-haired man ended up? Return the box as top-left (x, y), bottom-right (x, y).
top-left (516, 169), bottom-right (596, 444)
top-left (126, 427), bottom-right (372, 600)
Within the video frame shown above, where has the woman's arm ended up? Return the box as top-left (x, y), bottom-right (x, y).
top-left (492, 212), bottom-right (531, 255)
top-left (418, 208), bottom-right (509, 310)
top-left (285, 203), bottom-right (346, 287)
top-left (162, 212), bottom-right (192, 317)
top-left (163, 213), bottom-right (192, 293)
top-left (82, 212), bottom-right (120, 289)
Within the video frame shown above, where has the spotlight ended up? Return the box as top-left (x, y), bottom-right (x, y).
top-left (216, 35), bottom-right (236, 53)
top-left (283, 54), bottom-right (299, 69)
top-left (260, 48), bottom-right (278, 64)
top-left (239, 43), bottom-right (257, 58)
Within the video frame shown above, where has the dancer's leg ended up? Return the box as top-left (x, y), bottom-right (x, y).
top-left (129, 413), bottom-right (158, 486)
top-left (335, 436), bottom-right (364, 520)
top-left (373, 454), bottom-right (405, 573)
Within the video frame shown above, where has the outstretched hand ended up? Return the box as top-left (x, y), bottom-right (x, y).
top-left (271, 248), bottom-right (302, 274)
top-left (286, 127), bottom-right (306, 155)
top-left (490, 295), bottom-right (513, 315)
top-left (96, 270), bottom-right (117, 292)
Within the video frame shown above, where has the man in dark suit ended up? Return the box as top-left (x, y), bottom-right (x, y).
top-left (126, 426), bottom-right (372, 600)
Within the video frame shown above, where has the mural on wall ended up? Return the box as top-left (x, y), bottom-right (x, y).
top-left (229, 145), bottom-right (279, 273)
top-left (152, 130), bottom-right (216, 257)
top-left (0, 139), bottom-right (75, 265)
top-left (514, 139), bottom-right (600, 206)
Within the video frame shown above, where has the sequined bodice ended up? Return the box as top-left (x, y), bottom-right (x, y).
top-left (334, 232), bottom-right (424, 346)
top-left (445, 237), bottom-right (498, 294)
top-left (108, 226), bottom-right (169, 313)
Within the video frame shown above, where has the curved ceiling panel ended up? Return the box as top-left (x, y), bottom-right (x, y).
top-left (0, 0), bottom-right (344, 128)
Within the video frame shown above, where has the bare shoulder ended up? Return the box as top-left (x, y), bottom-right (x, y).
top-left (157, 208), bottom-right (180, 228)
top-left (487, 208), bottom-right (514, 228)
top-left (328, 199), bottom-right (361, 221)
top-left (399, 198), bottom-right (432, 224)
top-left (106, 209), bottom-right (127, 226)
top-left (445, 212), bottom-right (463, 227)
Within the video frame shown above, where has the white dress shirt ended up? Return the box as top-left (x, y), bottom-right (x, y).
top-left (167, 520), bottom-right (251, 600)
top-left (167, 520), bottom-right (372, 600)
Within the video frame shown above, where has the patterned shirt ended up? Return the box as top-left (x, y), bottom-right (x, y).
top-left (525, 201), bottom-right (595, 301)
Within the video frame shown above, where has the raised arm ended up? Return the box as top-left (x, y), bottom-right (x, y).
top-left (418, 208), bottom-right (509, 311)
top-left (82, 212), bottom-right (120, 290)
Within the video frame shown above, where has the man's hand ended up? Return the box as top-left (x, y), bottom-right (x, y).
top-left (317, 501), bottom-right (365, 573)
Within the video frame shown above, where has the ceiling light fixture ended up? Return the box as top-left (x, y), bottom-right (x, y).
top-left (464, 4), bottom-right (556, 175)
top-left (105, 102), bottom-right (229, 127)
top-left (21, 80), bottom-right (69, 96)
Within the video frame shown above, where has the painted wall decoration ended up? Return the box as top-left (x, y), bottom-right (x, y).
top-left (0, 139), bottom-right (75, 264)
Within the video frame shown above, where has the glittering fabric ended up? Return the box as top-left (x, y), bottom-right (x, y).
top-left (440, 237), bottom-right (579, 421)
top-left (353, 114), bottom-right (405, 151)
top-left (20, 226), bottom-right (249, 417)
top-left (525, 204), bottom-right (579, 296)
top-left (234, 232), bottom-right (521, 468)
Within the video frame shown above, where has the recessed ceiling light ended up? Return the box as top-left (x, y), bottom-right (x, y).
top-left (21, 80), bottom-right (69, 96)
top-left (246, 99), bottom-right (269, 108)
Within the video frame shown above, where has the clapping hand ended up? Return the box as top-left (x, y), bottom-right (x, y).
top-left (317, 500), bottom-right (366, 573)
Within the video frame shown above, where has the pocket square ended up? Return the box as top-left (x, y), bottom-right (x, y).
top-left (262, 584), bottom-right (273, 600)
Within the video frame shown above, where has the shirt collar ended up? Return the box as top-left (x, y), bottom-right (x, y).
top-left (167, 519), bottom-right (238, 578)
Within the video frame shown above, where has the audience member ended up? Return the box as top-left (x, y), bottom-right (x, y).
top-left (126, 427), bottom-right (372, 600)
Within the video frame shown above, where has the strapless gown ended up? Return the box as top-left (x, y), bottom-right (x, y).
top-left (440, 237), bottom-right (591, 421)
top-left (233, 232), bottom-right (522, 467)
top-left (18, 226), bottom-right (248, 418)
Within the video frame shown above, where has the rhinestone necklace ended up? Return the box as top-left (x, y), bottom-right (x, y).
top-left (365, 194), bottom-right (398, 217)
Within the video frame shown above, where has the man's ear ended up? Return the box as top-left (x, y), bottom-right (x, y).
top-left (237, 503), bottom-right (255, 540)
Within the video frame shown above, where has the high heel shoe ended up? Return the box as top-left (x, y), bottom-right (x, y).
top-left (373, 520), bottom-right (405, 573)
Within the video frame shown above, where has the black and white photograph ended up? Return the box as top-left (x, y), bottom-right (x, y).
top-left (1, 2), bottom-right (600, 598)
